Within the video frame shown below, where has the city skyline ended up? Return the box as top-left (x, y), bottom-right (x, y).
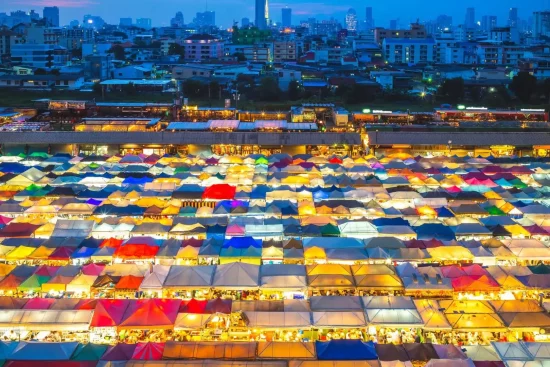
top-left (1, 0), bottom-right (545, 27)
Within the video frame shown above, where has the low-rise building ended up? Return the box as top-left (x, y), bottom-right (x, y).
top-left (0, 74), bottom-right (85, 89)
top-left (273, 41), bottom-right (296, 62)
top-left (11, 43), bottom-right (69, 68)
top-left (383, 38), bottom-right (435, 64)
top-left (182, 34), bottom-right (223, 61)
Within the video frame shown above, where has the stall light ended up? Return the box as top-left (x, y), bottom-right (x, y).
top-left (373, 110), bottom-right (392, 114)
top-left (521, 108), bottom-right (545, 112)
top-left (362, 108), bottom-right (371, 113)
top-left (466, 107), bottom-right (488, 110)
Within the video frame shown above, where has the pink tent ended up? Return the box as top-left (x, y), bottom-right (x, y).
top-left (82, 263), bottom-right (105, 276)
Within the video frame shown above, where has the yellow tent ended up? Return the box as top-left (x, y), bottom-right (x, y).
top-left (6, 246), bottom-right (37, 261)
top-left (28, 246), bottom-right (55, 260)
top-left (426, 246), bottom-right (474, 261)
top-left (304, 246), bottom-right (326, 262)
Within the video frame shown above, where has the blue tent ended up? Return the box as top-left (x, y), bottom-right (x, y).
top-left (223, 236), bottom-right (261, 249)
top-left (435, 207), bottom-right (455, 218)
top-left (414, 224), bottom-right (456, 241)
top-left (71, 246), bottom-right (97, 259)
top-left (316, 340), bottom-right (378, 360)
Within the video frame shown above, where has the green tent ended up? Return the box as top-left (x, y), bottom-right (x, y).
top-left (486, 206), bottom-right (506, 216)
top-left (17, 275), bottom-right (50, 292)
top-left (29, 152), bottom-right (50, 159)
top-left (179, 206), bottom-right (197, 216)
top-left (25, 184), bottom-right (43, 192)
top-left (71, 343), bottom-right (108, 361)
top-left (175, 166), bottom-right (190, 173)
top-left (529, 264), bottom-right (550, 275)
top-left (320, 224), bottom-right (341, 237)
top-left (255, 156), bottom-right (269, 165)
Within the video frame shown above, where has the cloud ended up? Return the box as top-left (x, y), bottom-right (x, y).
top-left (6, 0), bottom-right (98, 7)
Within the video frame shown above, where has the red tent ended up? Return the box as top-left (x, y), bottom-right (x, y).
top-left (23, 297), bottom-right (56, 310)
top-left (451, 275), bottom-right (500, 292)
top-left (82, 263), bottom-right (105, 276)
top-left (179, 298), bottom-right (208, 313)
top-left (0, 297), bottom-right (27, 309)
top-left (119, 299), bottom-right (181, 330)
top-left (90, 299), bottom-right (131, 328)
top-left (75, 299), bottom-right (98, 310)
top-left (205, 298), bottom-right (232, 314)
top-left (202, 184), bottom-right (236, 200)
top-left (115, 275), bottom-right (144, 290)
top-left (100, 238), bottom-right (124, 248)
top-left (182, 239), bottom-right (203, 248)
top-left (441, 265), bottom-right (467, 279)
top-left (0, 216), bottom-right (13, 225)
top-left (100, 344), bottom-right (137, 361)
top-left (34, 265), bottom-right (60, 277)
top-left (48, 247), bottom-right (75, 261)
top-left (5, 362), bottom-right (97, 367)
top-left (114, 244), bottom-right (159, 260)
top-left (131, 342), bottom-right (165, 360)
top-left (462, 264), bottom-right (488, 277)
top-left (0, 223), bottom-right (40, 238)
top-left (0, 275), bottom-right (25, 291)
top-left (329, 157), bottom-right (343, 164)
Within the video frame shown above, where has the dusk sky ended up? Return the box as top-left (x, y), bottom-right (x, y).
top-left (1, 0), bottom-right (548, 27)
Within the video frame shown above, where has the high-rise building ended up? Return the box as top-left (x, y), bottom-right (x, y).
top-left (389, 19), bottom-right (398, 29)
top-left (29, 10), bottom-right (40, 21)
top-left (534, 11), bottom-right (550, 39)
top-left (255, 0), bottom-right (269, 30)
top-left (119, 18), bottom-right (133, 27)
top-left (43, 6), bottom-right (59, 27)
top-left (481, 15), bottom-right (497, 33)
top-left (69, 20), bottom-right (79, 28)
top-left (83, 15), bottom-right (105, 28)
top-left (194, 11), bottom-right (215, 27)
top-left (242, 17), bottom-right (250, 27)
top-left (282, 7), bottom-right (291, 28)
top-left (508, 8), bottom-right (518, 28)
top-left (365, 7), bottom-right (374, 31)
top-left (465, 7), bottom-right (475, 28)
top-left (345, 8), bottom-right (358, 32)
top-left (435, 15), bottom-right (452, 31)
top-left (136, 18), bottom-right (152, 30)
top-left (171, 12), bottom-right (184, 27)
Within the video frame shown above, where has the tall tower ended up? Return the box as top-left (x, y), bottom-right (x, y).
top-left (465, 7), bottom-right (475, 28)
top-left (282, 7), bottom-right (291, 28)
top-left (255, 0), bottom-right (269, 29)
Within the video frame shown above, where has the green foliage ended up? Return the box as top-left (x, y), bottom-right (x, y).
top-left (438, 77), bottom-right (465, 103)
top-left (109, 44), bottom-right (126, 60)
top-left (510, 71), bottom-right (537, 103)
top-left (257, 77), bottom-right (281, 101)
top-left (287, 80), bottom-right (302, 101)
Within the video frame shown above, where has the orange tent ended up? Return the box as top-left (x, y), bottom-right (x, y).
top-left (119, 299), bottom-right (181, 330)
top-left (115, 275), bottom-right (144, 290)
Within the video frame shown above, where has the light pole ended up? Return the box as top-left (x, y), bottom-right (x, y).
top-left (232, 89), bottom-right (241, 111)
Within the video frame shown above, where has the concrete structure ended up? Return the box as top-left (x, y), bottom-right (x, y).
top-left (281, 7), bottom-right (291, 28)
top-left (534, 11), bottom-right (550, 39)
top-left (383, 38), bottom-right (435, 64)
top-left (11, 44), bottom-right (69, 68)
top-left (481, 15), bottom-right (497, 33)
top-left (43, 6), bottom-right (60, 27)
top-left (273, 41), bottom-right (296, 62)
top-left (0, 74), bottom-right (84, 89)
top-left (489, 27), bottom-right (519, 44)
top-left (182, 34), bottom-right (223, 61)
top-left (465, 7), bottom-right (475, 29)
top-left (119, 18), bottom-right (133, 27)
top-left (255, 0), bottom-right (269, 30)
top-left (345, 8), bottom-right (358, 32)
top-left (374, 23), bottom-right (427, 44)
top-left (136, 18), bottom-right (152, 30)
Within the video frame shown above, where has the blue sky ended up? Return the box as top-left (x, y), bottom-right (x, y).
top-left (2, 0), bottom-right (546, 27)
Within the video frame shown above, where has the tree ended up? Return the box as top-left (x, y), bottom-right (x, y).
top-left (113, 31), bottom-right (128, 40)
top-left (71, 48), bottom-right (82, 59)
top-left (168, 43), bottom-right (184, 56)
top-left (92, 82), bottom-right (102, 95)
top-left (510, 71), bottom-right (537, 103)
top-left (287, 80), bottom-right (302, 101)
top-left (109, 44), bottom-right (126, 61)
top-left (257, 77), bottom-right (281, 102)
top-left (34, 68), bottom-right (48, 75)
top-left (438, 77), bottom-right (465, 103)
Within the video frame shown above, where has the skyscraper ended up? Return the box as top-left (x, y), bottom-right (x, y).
top-left (534, 11), bottom-right (550, 39)
top-left (465, 7), bottom-right (475, 28)
top-left (120, 18), bottom-right (133, 27)
top-left (345, 8), bottom-right (358, 32)
top-left (136, 18), bottom-right (152, 30)
top-left (171, 12), bottom-right (184, 27)
top-left (365, 7), bottom-right (374, 31)
top-left (255, 0), bottom-right (269, 29)
top-left (481, 15), bottom-right (497, 33)
top-left (242, 17), bottom-right (250, 27)
top-left (282, 7), bottom-right (291, 28)
top-left (43, 6), bottom-right (59, 27)
top-left (508, 8), bottom-right (518, 27)
top-left (194, 11), bottom-right (215, 27)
